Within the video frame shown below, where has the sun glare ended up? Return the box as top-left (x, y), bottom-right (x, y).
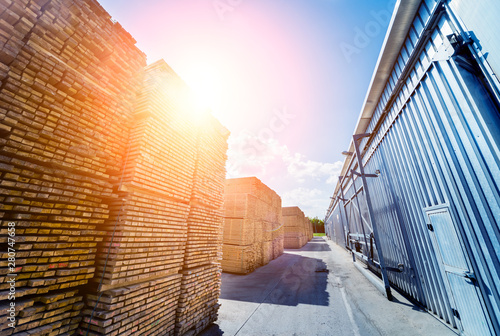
top-left (177, 56), bottom-right (238, 126)
top-left (183, 64), bottom-right (221, 112)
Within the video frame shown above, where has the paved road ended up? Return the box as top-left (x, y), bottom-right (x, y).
top-left (200, 237), bottom-right (458, 336)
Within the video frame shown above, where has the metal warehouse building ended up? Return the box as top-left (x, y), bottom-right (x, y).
top-left (325, 0), bottom-right (500, 335)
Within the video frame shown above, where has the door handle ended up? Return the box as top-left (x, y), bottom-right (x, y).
top-left (463, 271), bottom-right (476, 280)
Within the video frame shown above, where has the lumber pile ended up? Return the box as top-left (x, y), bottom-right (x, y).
top-left (222, 177), bottom-right (283, 274)
top-left (0, 0), bottom-right (229, 334)
top-left (82, 274), bottom-right (182, 336)
top-left (0, 289), bottom-right (84, 336)
top-left (306, 217), bottom-right (313, 241)
top-left (282, 207), bottom-right (312, 249)
top-left (175, 265), bottom-right (221, 335)
top-left (80, 60), bottom-right (228, 336)
top-left (0, 0), bottom-right (146, 334)
top-left (175, 113), bottom-right (229, 335)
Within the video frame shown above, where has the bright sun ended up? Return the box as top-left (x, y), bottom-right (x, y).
top-left (183, 64), bottom-right (221, 112)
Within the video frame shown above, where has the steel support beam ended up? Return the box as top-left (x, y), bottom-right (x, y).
top-left (337, 176), bottom-right (350, 249)
top-left (353, 133), bottom-right (393, 301)
top-left (350, 171), bottom-right (371, 262)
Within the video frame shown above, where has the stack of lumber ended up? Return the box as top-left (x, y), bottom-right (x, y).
top-left (282, 207), bottom-right (312, 249)
top-left (306, 217), bottom-right (313, 241)
top-left (0, 0), bottom-right (145, 334)
top-left (0, 0), bottom-right (229, 335)
top-left (272, 217), bottom-right (285, 260)
top-left (175, 265), bottom-right (221, 335)
top-left (79, 60), bottom-right (200, 336)
top-left (0, 289), bottom-right (84, 336)
top-left (175, 115), bottom-right (229, 335)
top-left (81, 274), bottom-right (182, 336)
top-left (222, 177), bottom-right (283, 274)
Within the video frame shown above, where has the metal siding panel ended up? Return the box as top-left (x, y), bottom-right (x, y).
top-left (391, 117), bottom-right (450, 319)
top-left (411, 81), bottom-right (448, 206)
top-left (438, 62), bottom-right (500, 220)
top-left (397, 56), bottom-right (405, 79)
top-left (418, 1), bottom-right (432, 26)
top-left (425, 0), bottom-right (438, 12)
top-left (409, 26), bottom-right (419, 48)
top-left (401, 44), bottom-right (410, 65)
top-left (413, 13), bottom-right (425, 37)
top-left (368, 141), bottom-right (418, 297)
top-left (396, 104), bottom-right (455, 322)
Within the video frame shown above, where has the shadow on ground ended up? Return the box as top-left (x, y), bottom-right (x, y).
top-left (292, 239), bottom-right (332, 252)
top-left (199, 324), bottom-right (224, 335)
top-left (219, 237), bottom-right (331, 307)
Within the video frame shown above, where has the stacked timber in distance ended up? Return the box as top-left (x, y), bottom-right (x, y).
top-left (282, 207), bottom-right (312, 249)
top-left (222, 177), bottom-right (284, 274)
top-left (0, 0), bottom-right (146, 334)
top-left (306, 217), bottom-right (313, 241)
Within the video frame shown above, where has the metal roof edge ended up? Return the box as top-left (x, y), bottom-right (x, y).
top-left (330, 0), bottom-right (422, 214)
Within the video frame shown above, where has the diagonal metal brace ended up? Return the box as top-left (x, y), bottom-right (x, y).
top-left (353, 133), bottom-right (371, 141)
top-left (352, 134), bottom-right (392, 300)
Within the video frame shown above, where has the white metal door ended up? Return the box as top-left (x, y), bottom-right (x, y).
top-left (426, 206), bottom-right (492, 335)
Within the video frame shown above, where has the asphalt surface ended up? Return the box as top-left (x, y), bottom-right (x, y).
top-left (200, 237), bottom-right (458, 336)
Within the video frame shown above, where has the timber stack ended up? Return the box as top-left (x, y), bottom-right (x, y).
top-left (282, 207), bottom-right (312, 249)
top-left (0, 0), bottom-right (145, 334)
top-left (78, 60), bottom-right (200, 336)
top-left (0, 1), bottom-right (229, 336)
top-left (306, 217), bottom-right (313, 241)
top-left (175, 111), bottom-right (229, 335)
top-left (222, 177), bottom-right (283, 274)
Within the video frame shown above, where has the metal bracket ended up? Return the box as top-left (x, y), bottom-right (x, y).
top-left (351, 170), bottom-right (378, 178)
top-left (452, 308), bottom-right (461, 320)
top-left (432, 41), bottom-right (456, 62)
top-left (448, 33), bottom-right (473, 56)
top-left (427, 223), bottom-right (434, 232)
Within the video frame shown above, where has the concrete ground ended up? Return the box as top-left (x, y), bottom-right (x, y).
top-left (200, 237), bottom-right (459, 336)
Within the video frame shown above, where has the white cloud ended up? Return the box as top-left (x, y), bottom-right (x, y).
top-left (281, 187), bottom-right (330, 219)
top-left (285, 153), bottom-right (343, 184)
top-left (282, 187), bottom-right (323, 204)
top-left (225, 131), bottom-right (289, 178)
top-left (226, 131), bottom-right (343, 185)
top-left (224, 131), bottom-right (344, 217)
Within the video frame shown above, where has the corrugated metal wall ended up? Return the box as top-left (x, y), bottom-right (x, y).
top-left (325, 206), bottom-right (344, 247)
top-left (327, 0), bottom-right (500, 335)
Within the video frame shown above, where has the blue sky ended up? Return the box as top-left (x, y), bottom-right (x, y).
top-left (98, 0), bottom-right (395, 218)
